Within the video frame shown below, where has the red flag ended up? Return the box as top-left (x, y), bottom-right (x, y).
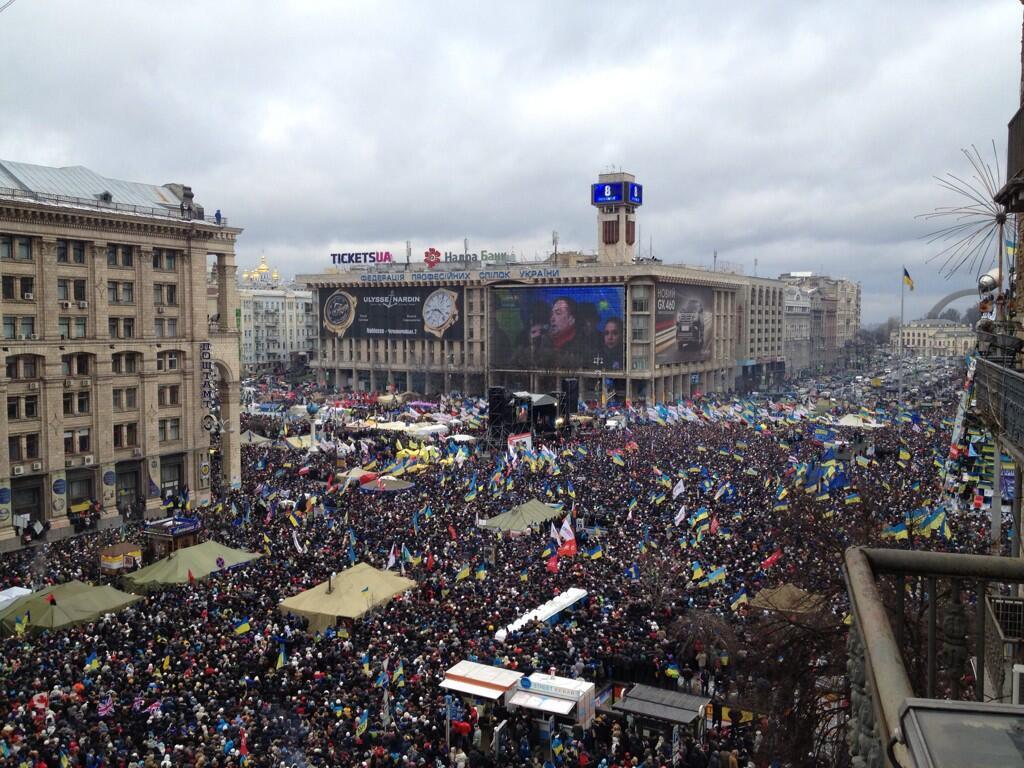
top-left (557, 539), bottom-right (577, 557)
top-left (448, 524), bottom-right (458, 541)
top-left (239, 729), bottom-right (248, 759)
top-left (188, 569), bottom-right (195, 584)
top-left (545, 555), bottom-right (559, 574)
top-left (760, 550), bottom-right (782, 570)
top-left (709, 515), bottom-right (720, 535)
top-left (426, 552), bottom-right (435, 572)
top-left (45, 593), bottom-right (56, 605)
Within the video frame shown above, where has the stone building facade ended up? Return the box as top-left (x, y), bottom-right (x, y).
top-left (0, 160), bottom-right (241, 549)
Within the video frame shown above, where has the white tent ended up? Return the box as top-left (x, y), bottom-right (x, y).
top-left (450, 434), bottom-right (477, 443)
top-left (0, 586), bottom-right (32, 612)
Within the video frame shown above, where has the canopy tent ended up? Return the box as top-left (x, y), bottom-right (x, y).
top-left (0, 586), bottom-right (31, 612)
top-left (0, 580), bottom-right (141, 635)
top-left (407, 424), bottom-right (449, 438)
top-left (123, 540), bottom-right (261, 591)
top-left (836, 414), bottom-right (884, 429)
top-left (358, 476), bottom-right (413, 493)
top-left (479, 498), bottom-right (563, 533)
top-left (240, 429), bottom-right (275, 445)
top-left (285, 435), bottom-right (314, 450)
top-left (450, 434), bottom-right (477, 444)
top-left (748, 583), bottom-right (825, 614)
top-left (278, 562), bottom-right (416, 634)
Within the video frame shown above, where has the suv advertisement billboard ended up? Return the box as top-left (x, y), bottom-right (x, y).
top-left (654, 283), bottom-right (713, 364)
top-left (318, 286), bottom-right (464, 341)
top-left (490, 285), bottom-right (625, 371)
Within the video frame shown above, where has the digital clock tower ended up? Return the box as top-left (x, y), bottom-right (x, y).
top-left (591, 171), bottom-right (641, 265)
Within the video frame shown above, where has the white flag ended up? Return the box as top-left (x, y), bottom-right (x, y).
top-left (672, 478), bottom-right (686, 499)
top-left (674, 506), bottom-right (687, 527)
top-left (386, 544), bottom-right (397, 570)
top-left (550, 522), bottom-right (562, 545)
top-left (559, 515), bottom-right (575, 542)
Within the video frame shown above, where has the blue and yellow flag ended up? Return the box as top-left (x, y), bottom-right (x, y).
top-left (456, 564), bottom-right (471, 581)
top-left (587, 542), bottom-right (603, 560)
top-left (84, 652), bottom-right (100, 672)
top-left (14, 611), bottom-right (29, 636)
top-left (625, 563), bottom-right (640, 580)
top-left (903, 267), bottom-right (914, 291)
top-left (276, 644), bottom-right (286, 669)
top-left (233, 616), bottom-right (252, 635)
top-left (730, 587), bottom-right (749, 611)
top-left (355, 709), bottom-right (368, 737)
top-left (475, 563), bottom-right (488, 581)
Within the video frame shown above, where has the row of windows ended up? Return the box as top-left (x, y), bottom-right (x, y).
top-left (8, 384), bottom-right (178, 418)
top-left (1, 316), bottom-right (182, 340)
top-left (0, 235), bottom-right (181, 270)
top-left (3, 351), bottom-right (183, 380)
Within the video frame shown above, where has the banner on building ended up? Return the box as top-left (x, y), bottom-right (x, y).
top-left (318, 286), bottom-right (464, 341)
top-left (489, 285), bottom-right (625, 371)
top-left (654, 283), bottom-right (714, 365)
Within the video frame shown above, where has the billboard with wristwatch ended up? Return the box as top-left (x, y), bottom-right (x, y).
top-left (319, 286), bottom-right (464, 340)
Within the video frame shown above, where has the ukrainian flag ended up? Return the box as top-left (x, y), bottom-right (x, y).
top-left (233, 616), bottom-right (252, 635)
top-left (625, 563), bottom-right (640, 579)
top-left (276, 644), bottom-right (286, 669)
top-left (899, 448), bottom-right (911, 461)
top-left (520, 568), bottom-right (529, 582)
top-left (903, 267), bottom-right (914, 291)
top-left (456, 564), bottom-right (471, 581)
top-left (773, 502), bottom-right (789, 512)
top-left (361, 653), bottom-right (371, 675)
top-left (391, 660), bottom-right (405, 686)
top-left (845, 492), bottom-right (862, 505)
top-left (730, 587), bottom-right (749, 611)
top-left (14, 611), bottom-right (29, 636)
top-left (691, 562), bottom-right (705, 581)
top-left (775, 486), bottom-right (788, 501)
top-left (882, 522), bottom-right (909, 541)
top-left (627, 498), bottom-right (638, 513)
top-left (664, 663), bottom-right (680, 678)
top-left (855, 455), bottom-right (871, 468)
top-left (355, 708), bottom-right (368, 736)
top-left (611, 452), bottom-right (625, 467)
top-left (475, 563), bottom-right (488, 581)
top-left (287, 513), bottom-right (299, 528)
top-left (85, 652), bottom-right (100, 672)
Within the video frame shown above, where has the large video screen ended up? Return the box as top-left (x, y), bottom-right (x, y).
top-left (490, 285), bottom-right (625, 371)
top-left (318, 286), bottom-right (464, 341)
top-left (654, 283), bottom-right (714, 364)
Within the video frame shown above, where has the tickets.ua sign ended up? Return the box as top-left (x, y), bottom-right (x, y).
top-left (331, 251), bottom-right (394, 265)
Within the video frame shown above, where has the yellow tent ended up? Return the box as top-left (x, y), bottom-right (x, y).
top-left (278, 562), bottom-right (416, 634)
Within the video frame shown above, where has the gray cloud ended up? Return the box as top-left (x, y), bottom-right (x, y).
top-left (0, 0), bottom-right (1017, 321)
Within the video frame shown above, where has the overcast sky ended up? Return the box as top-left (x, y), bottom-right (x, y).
top-left (1, 0), bottom-right (1020, 323)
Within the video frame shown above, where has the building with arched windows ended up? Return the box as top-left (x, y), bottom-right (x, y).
top-left (0, 160), bottom-right (241, 550)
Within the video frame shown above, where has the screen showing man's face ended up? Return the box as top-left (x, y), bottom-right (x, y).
top-left (549, 300), bottom-right (574, 336)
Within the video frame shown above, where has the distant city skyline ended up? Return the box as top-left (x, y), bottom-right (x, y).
top-left (1, 0), bottom-right (1017, 322)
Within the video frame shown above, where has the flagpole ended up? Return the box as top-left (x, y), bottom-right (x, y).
top-left (898, 269), bottom-right (905, 406)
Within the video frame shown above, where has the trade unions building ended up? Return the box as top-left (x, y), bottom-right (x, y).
top-left (302, 172), bottom-right (787, 403)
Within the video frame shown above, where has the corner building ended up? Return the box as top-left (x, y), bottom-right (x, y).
top-left (304, 172), bottom-right (783, 401)
top-left (0, 160), bottom-right (241, 549)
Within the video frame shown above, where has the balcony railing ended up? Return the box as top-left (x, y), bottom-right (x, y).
top-left (844, 547), bottom-right (1024, 767)
top-left (973, 357), bottom-right (1024, 452)
top-left (0, 186), bottom-right (228, 226)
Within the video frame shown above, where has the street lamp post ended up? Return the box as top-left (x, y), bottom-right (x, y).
top-left (593, 355), bottom-right (605, 411)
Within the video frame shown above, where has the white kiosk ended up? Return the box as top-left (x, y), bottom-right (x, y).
top-left (508, 672), bottom-right (596, 728)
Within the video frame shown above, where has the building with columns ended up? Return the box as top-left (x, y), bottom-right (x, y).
top-left (0, 160), bottom-right (241, 550)
top-left (890, 318), bottom-right (976, 357)
top-left (302, 172), bottom-right (785, 401)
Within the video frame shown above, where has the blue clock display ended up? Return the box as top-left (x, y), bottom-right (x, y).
top-left (592, 182), bottom-right (625, 205)
top-left (629, 183), bottom-right (643, 205)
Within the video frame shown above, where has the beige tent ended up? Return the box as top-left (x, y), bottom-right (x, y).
top-left (0, 580), bottom-right (141, 635)
top-left (479, 498), bottom-right (563, 533)
top-left (278, 562), bottom-right (416, 634)
top-left (123, 540), bottom-right (261, 591)
top-left (749, 583), bottom-right (825, 614)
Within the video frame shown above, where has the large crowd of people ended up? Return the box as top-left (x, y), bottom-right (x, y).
top-left (0, 372), bottom-right (995, 768)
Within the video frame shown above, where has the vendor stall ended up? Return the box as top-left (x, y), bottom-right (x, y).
top-left (508, 673), bottom-right (596, 728)
top-left (439, 660), bottom-right (522, 705)
top-left (100, 541), bottom-right (143, 575)
top-left (143, 516), bottom-right (201, 560)
top-left (612, 684), bottom-right (709, 742)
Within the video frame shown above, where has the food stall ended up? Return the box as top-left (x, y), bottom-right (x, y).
top-left (439, 660), bottom-right (523, 712)
top-left (508, 673), bottom-right (596, 728)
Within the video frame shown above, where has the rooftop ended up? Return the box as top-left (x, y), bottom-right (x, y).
top-left (0, 159), bottom-right (229, 226)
